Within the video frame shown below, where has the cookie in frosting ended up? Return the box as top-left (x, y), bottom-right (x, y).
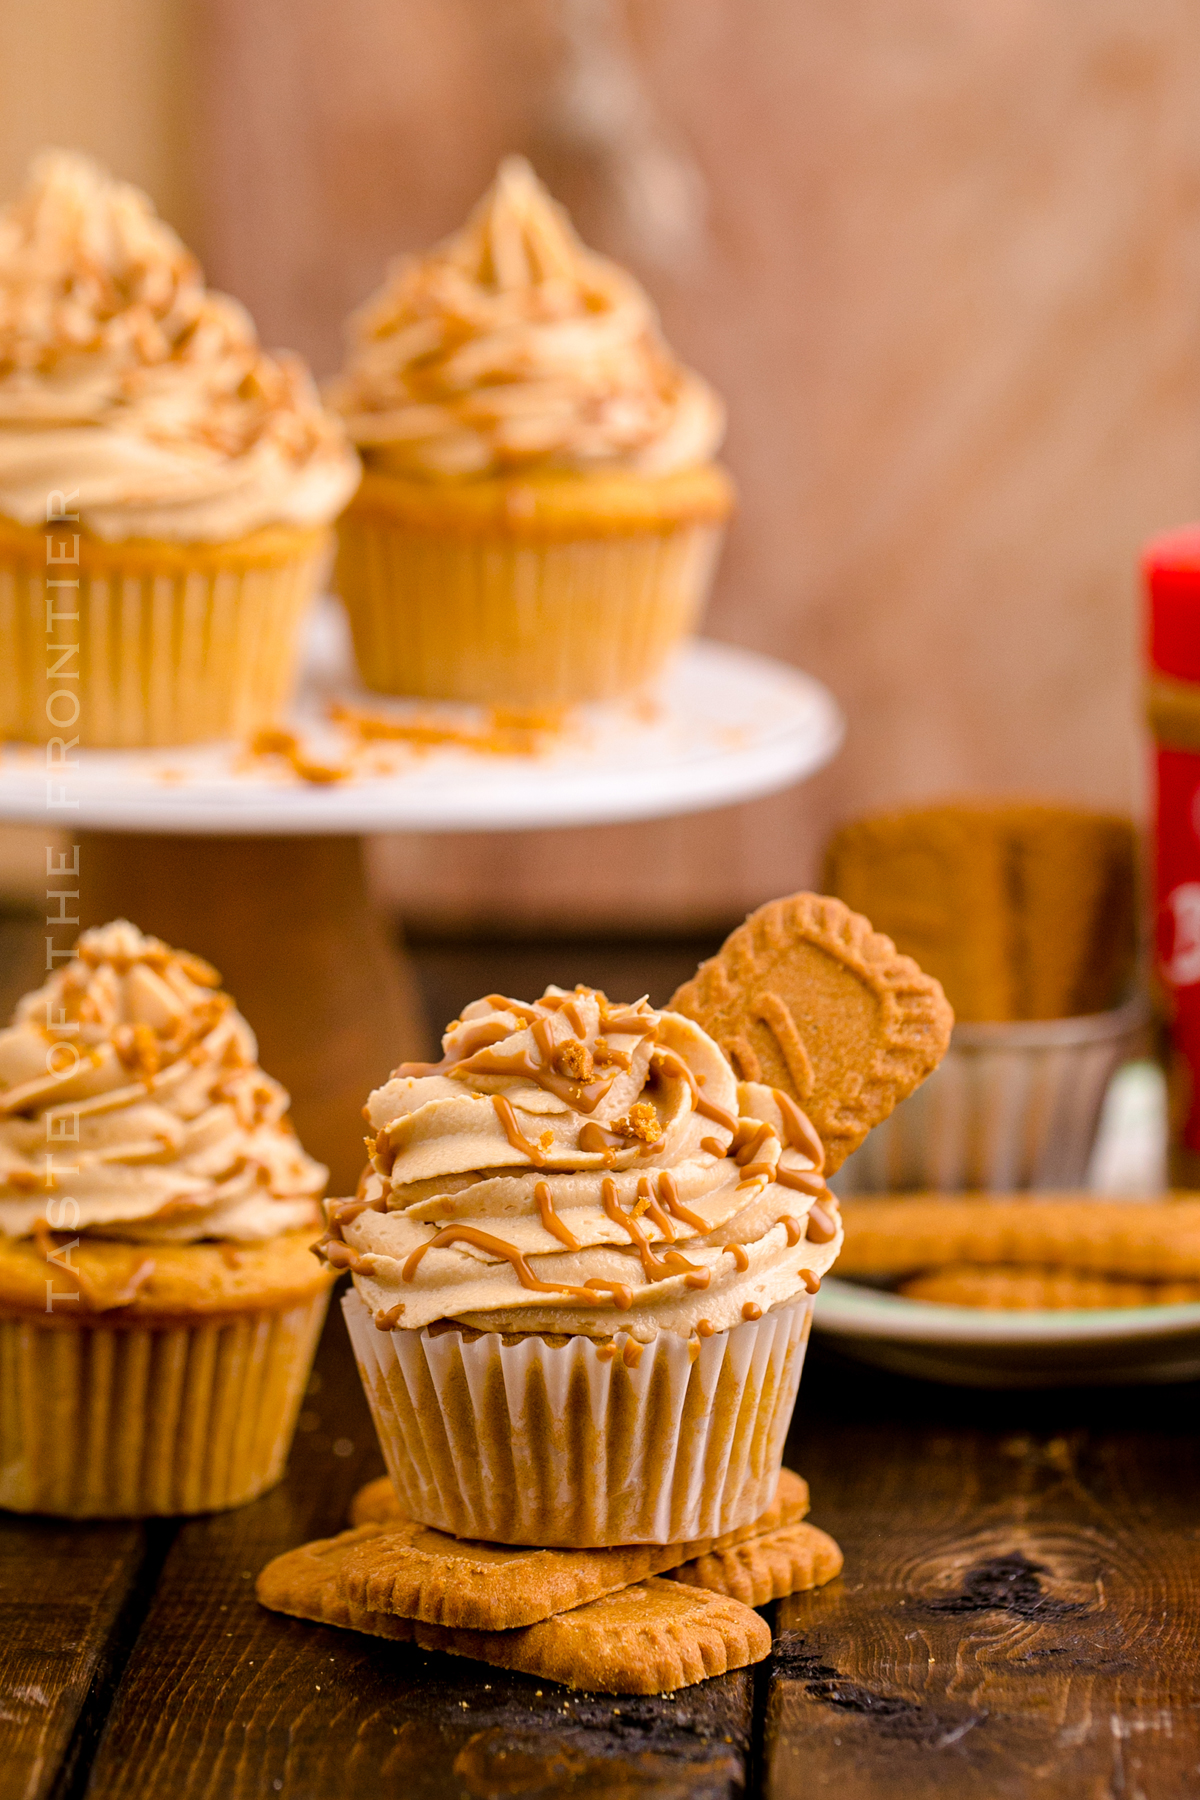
top-left (670, 892), bottom-right (954, 1175)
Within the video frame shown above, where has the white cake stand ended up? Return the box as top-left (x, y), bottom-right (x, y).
top-left (0, 601), bottom-right (843, 1186)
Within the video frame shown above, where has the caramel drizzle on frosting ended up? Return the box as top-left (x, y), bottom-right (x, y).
top-left (394, 1016), bottom-right (513, 1075)
top-left (733, 1120), bottom-right (776, 1164)
top-left (576, 1120), bottom-right (620, 1167)
top-left (652, 1047), bottom-right (738, 1133)
top-left (774, 1165), bottom-right (827, 1199)
top-left (773, 1090), bottom-right (826, 1171)
top-left (359, 996), bottom-right (838, 1323)
top-left (577, 1117), bottom-right (663, 1163)
top-left (393, 990), bottom-right (657, 1115)
top-left (804, 1202), bottom-right (837, 1244)
top-left (534, 1178), bottom-right (580, 1251)
top-left (455, 1024), bottom-right (613, 1112)
top-left (491, 1093), bottom-right (547, 1166)
top-left (655, 1169), bottom-right (708, 1234)
top-left (321, 1238), bottom-right (375, 1276)
top-left (601, 1177), bottom-right (709, 1289)
top-left (327, 1195), bottom-right (385, 1227)
top-left (400, 1221), bottom-right (630, 1308)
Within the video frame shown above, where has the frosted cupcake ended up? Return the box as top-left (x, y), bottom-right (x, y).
top-left (0, 152), bottom-right (359, 746)
top-left (0, 921), bottom-right (333, 1516)
top-left (326, 156), bottom-right (732, 706)
top-left (327, 986), bottom-right (839, 1546)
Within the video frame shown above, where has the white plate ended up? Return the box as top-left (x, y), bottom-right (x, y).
top-left (0, 600), bottom-right (844, 835)
top-left (812, 1276), bottom-right (1200, 1387)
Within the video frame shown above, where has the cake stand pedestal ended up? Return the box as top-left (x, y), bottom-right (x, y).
top-left (0, 604), bottom-right (843, 1191)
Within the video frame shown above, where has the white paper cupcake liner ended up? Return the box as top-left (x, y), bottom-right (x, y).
top-left (343, 1287), bottom-right (812, 1545)
top-left (0, 1290), bottom-right (329, 1517)
top-left (335, 508), bottom-right (724, 705)
top-left (0, 524), bottom-right (329, 747)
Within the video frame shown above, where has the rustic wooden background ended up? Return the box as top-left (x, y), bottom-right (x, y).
top-left (4, 0), bottom-right (1200, 927)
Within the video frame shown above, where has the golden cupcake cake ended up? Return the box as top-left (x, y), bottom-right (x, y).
top-left (328, 987), bottom-right (830, 1546)
top-left (0, 921), bottom-right (334, 1516)
top-left (0, 151), bottom-right (360, 746)
top-left (326, 155), bottom-right (733, 706)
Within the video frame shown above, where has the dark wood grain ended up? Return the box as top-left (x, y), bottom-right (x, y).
top-left (0, 1516), bottom-right (151, 1800)
top-left (8, 934), bottom-right (1200, 1799)
top-left (83, 1290), bottom-right (754, 1799)
top-left (766, 1352), bottom-right (1200, 1798)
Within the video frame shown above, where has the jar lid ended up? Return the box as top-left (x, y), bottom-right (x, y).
top-left (1145, 524), bottom-right (1200, 681)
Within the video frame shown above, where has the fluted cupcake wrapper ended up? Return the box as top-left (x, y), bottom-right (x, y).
top-left (0, 1290), bottom-right (329, 1517)
top-left (334, 512), bottom-right (724, 706)
top-left (0, 528), bottom-right (330, 747)
top-left (343, 1288), bottom-right (812, 1546)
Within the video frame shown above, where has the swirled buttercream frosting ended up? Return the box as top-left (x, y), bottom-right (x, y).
top-left (0, 151), bottom-right (359, 540)
top-left (327, 986), bottom-right (842, 1340)
top-left (326, 156), bottom-right (725, 480)
top-left (0, 921), bottom-right (325, 1242)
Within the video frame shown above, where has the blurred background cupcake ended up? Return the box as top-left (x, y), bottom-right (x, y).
top-left (326, 155), bottom-right (733, 707)
top-left (0, 151), bottom-right (359, 747)
top-left (0, 920), bottom-right (334, 1515)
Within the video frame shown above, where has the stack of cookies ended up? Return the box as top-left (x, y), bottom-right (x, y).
top-left (256, 891), bottom-right (954, 1691)
top-left (823, 800), bottom-right (1142, 1191)
top-left (838, 1194), bottom-right (1200, 1311)
top-left (258, 1468), bottom-right (841, 1694)
top-left (824, 800), bottom-right (1136, 1022)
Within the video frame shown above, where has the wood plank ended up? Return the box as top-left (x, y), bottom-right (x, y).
top-left (0, 1514), bottom-right (151, 1800)
top-left (84, 1291), bottom-right (754, 1799)
top-left (765, 1354), bottom-right (1200, 1797)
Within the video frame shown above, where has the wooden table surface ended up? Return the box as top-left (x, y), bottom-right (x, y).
top-left (2, 925), bottom-right (1199, 1798)
top-left (4, 1308), bottom-right (1199, 1800)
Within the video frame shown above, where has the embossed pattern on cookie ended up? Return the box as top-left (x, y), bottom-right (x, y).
top-left (669, 1519), bottom-right (843, 1606)
top-left (255, 1523), bottom-right (416, 1639)
top-left (334, 1469), bottom-right (813, 1628)
top-left (258, 1544), bottom-right (770, 1694)
top-left (416, 1578), bottom-right (771, 1694)
top-left (670, 892), bottom-right (954, 1173)
top-left (899, 1262), bottom-right (1200, 1310)
top-left (837, 1197), bottom-right (1200, 1282)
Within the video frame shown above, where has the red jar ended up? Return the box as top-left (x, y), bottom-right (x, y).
top-left (1145, 525), bottom-right (1200, 1178)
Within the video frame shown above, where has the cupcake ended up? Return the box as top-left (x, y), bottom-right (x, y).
top-left (327, 986), bottom-right (839, 1547)
top-left (0, 921), bottom-right (333, 1516)
top-left (326, 155), bottom-right (733, 706)
top-left (0, 151), bottom-right (360, 747)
